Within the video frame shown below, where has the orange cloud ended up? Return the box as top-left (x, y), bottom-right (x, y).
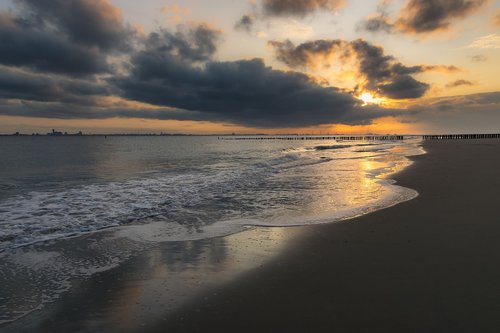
top-left (161, 4), bottom-right (191, 23)
top-left (467, 33), bottom-right (500, 49)
top-left (445, 80), bottom-right (474, 88)
top-left (493, 9), bottom-right (500, 26)
top-left (421, 65), bottom-right (461, 73)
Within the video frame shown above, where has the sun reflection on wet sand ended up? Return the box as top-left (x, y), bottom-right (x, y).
top-left (92, 227), bottom-right (303, 331)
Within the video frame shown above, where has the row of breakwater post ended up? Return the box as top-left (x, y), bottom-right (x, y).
top-left (422, 134), bottom-right (500, 140)
top-left (218, 135), bottom-right (405, 141)
top-left (217, 134), bottom-right (500, 141)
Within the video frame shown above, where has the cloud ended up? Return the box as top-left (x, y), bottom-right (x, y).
top-left (0, 98), bottom-right (406, 129)
top-left (107, 26), bottom-right (409, 128)
top-left (471, 54), bottom-right (487, 62)
top-left (268, 39), bottom-right (342, 68)
top-left (16, 0), bottom-right (133, 51)
top-left (142, 24), bottom-right (222, 63)
top-left (446, 79), bottom-right (474, 88)
top-left (420, 65), bottom-right (461, 73)
top-left (406, 91), bottom-right (500, 133)
top-left (0, 11), bottom-right (109, 75)
top-left (396, 0), bottom-right (487, 34)
top-left (235, 14), bottom-right (255, 32)
top-left (0, 58), bottom-right (406, 126)
top-left (268, 38), bottom-right (459, 99)
top-left (112, 55), bottom-right (383, 127)
top-left (261, 0), bottom-right (345, 17)
top-left (359, 15), bottom-right (393, 33)
top-left (0, 99), bottom-right (178, 120)
top-left (0, 21), bottom-right (404, 128)
top-left (161, 4), bottom-right (191, 23)
top-left (1, 100), bottom-right (410, 131)
top-left (359, 0), bottom-right (488, 35)
top-left (356, 0), bottom-right (393, 33)
top-left (492, 8), bottom-right (500, 26)
top-left (0, 67), bottom-right (109, 104)
top-left (0, 0), bottom-right (134, 76)
top-left (467, 34), bottom-right (500, 49)
top-left (412, 91), bottom-right (500, 111)
top-left (266, 19), bottom-right (315, 40)
top-left (234, 0), bottom-right (345, 32)
top-left (378, 75), bottom-right (430, 99)
top-left (0, 1), bottom-right (489, 132)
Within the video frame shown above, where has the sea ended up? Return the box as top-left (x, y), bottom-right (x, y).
top-left (0, 135), bottom-right (424, 324)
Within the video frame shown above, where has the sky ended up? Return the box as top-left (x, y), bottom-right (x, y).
top-left (0, 0), bottom-right (499, 134)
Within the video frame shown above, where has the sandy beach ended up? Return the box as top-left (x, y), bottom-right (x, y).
top-left (3, 139), bottom-right (500, 333)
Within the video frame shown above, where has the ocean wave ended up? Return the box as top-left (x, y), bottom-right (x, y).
top-left (0, 149), bottom-right (331, 251)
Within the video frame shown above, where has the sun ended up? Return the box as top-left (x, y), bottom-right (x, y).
top-left (359, 92), bottom-right (384, 105)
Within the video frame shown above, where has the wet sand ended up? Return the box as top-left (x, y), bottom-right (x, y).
top-left (3, 139), bottom-right (500, 332)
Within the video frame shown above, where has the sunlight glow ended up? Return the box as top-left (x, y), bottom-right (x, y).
top-left (359, 92), bottom-right (384, 105)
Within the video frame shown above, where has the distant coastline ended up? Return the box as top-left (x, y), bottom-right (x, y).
top-left (1, 131), bottom-right (499, 140)
top-left (0, 131), bottom-right (196, 137)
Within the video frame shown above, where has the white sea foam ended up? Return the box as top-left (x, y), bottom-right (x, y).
top-left (0, 149), bottom-right (328, 251)
top-left (122, 154), bottom-right (421, 244)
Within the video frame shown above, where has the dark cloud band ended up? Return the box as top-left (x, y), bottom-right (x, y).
top-left (359, 0), bottom-right (488, 35)
top-left (0, 0), bottom-right (134, 76)
top-left (262, 0), bottom-right (345, 17)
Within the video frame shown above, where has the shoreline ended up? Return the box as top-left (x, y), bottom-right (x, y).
top-left (3, 139), bottom-right (500, 332)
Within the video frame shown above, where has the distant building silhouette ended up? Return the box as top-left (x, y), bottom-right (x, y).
top-left (47, 129), bottom-right (64, 136)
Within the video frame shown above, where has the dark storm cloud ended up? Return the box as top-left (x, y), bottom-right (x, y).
top-left (0, 98), bottom-right (194, 120)
top-left (0, 67), bottom-right (110, 104)
top-left (0, 0), bottom-right (133, 76)
top-left (359, 0), bottom-right (488, 35)
top-left (112, 55), bottom-right (382, 127)
top-left (0, 101), bottom-right (115, 119)
top-left (269, 38), bottom-right (447, 99)
top-left (0, 95), bottom-right (406, 128)
top-left (262, 0), bottom-right (345, 17)
top-left (233, 0), bottom-right (345, 32)
top-left (350, 39), bottom-right (412, 89)
top-left (144, 24), bottom-right (221, 62)
top-left (16, 0), bottom-right (133, 51)
top-left (235, 14), bottom-right (255, 32)
top-left (378, 75), bottom-right (430, 99)
top-left (0, 19), bottom-right (405, 128)
top-left (446, 79), bottom-right (474, 88)
top-left (397, 0), bottom-right (487, 33)
top-left (112, 26), bottom-right (402, 128)
top-left (268, 39), bottom-right (343, 68)
top-left (0, 12), bottom-right (109, 75)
